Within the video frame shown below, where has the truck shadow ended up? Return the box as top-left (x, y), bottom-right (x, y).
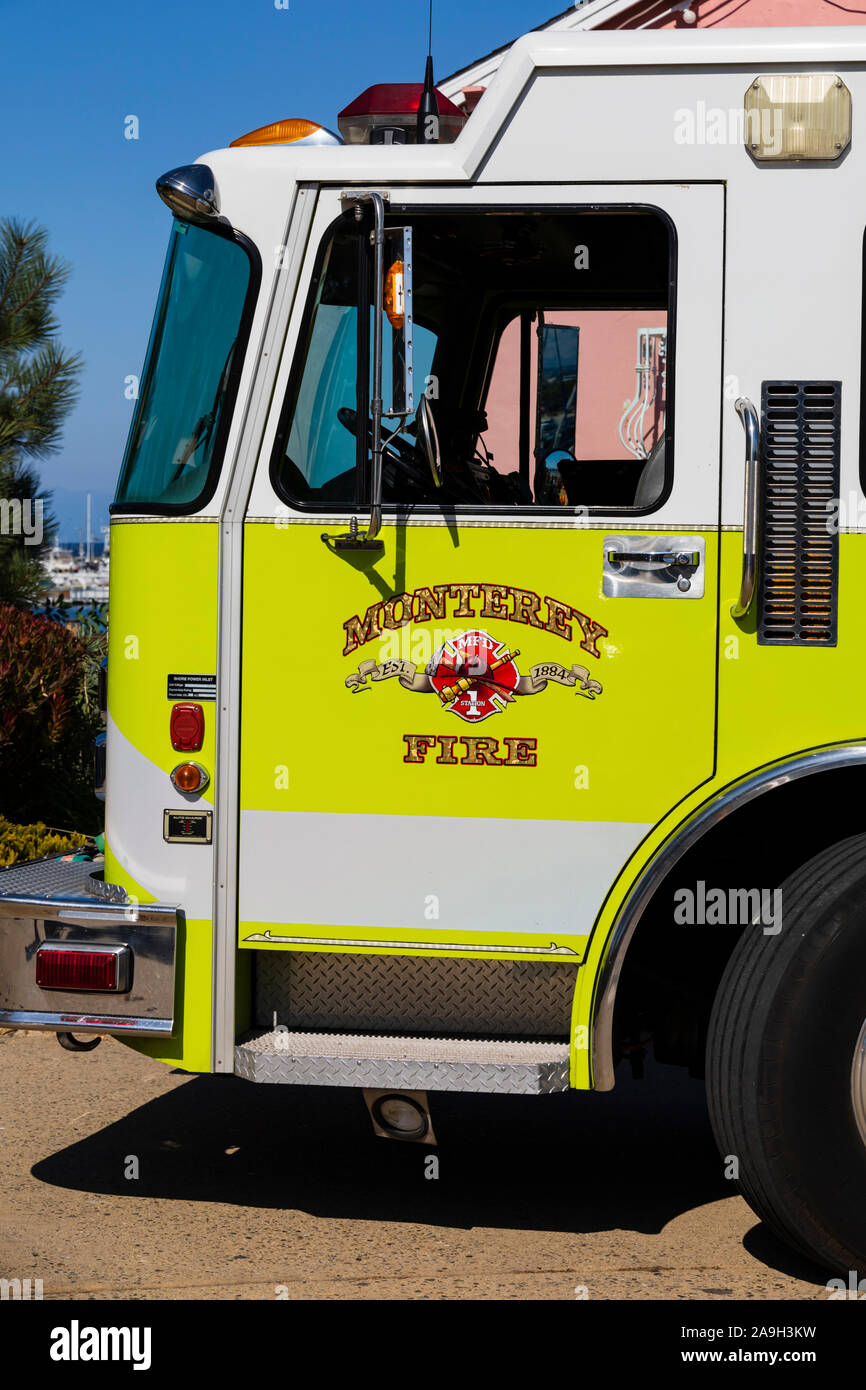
top-left (31, 1054), bottom-right (826, 1285)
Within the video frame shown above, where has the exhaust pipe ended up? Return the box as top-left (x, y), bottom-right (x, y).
top-left (363, 1088), bottom-right (436, 1143)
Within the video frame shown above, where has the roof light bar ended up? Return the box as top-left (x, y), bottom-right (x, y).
top-left (337, 83), bottom-right (466, 145)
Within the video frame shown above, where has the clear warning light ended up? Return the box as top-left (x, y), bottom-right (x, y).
top-left (744, 73), bottom-right (852, 161)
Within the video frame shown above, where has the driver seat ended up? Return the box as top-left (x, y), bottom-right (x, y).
top-left (633, 435), bottom-right (666, 508)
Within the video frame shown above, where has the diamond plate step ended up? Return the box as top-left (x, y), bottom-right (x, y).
top-left (235, 1029), bottom-right (570, 1094)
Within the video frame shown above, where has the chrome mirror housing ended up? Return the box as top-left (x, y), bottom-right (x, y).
top-left (156, 165), bottom-right (220, 222)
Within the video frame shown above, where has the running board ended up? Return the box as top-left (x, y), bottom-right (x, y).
top-left (234, 1029), bottom-right (570, 1094)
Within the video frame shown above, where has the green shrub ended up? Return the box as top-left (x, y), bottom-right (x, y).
top-left (0, 603), bottom-right (104, 831)
top-left (0, 815), bottom-right (87, 867)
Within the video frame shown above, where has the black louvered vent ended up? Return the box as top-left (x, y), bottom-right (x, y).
top-left (757, 381), bottom-right (840, 646)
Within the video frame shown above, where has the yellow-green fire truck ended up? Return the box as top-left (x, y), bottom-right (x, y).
top-left (3, 24), bottom-right (866, 1276)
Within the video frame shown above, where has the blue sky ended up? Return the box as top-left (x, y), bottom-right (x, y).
top-left (1, 0), bottom-right (561, 535)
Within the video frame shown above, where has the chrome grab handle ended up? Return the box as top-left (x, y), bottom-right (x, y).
top-left (731, 397), bottom-right (761, 619)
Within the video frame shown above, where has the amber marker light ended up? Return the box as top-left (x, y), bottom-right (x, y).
top-left (230, 119), bottom-right (342, 148)
top-left (384, 259), bottom-right (405, 330)
top-left (170, 762), bottom-right (210, 795)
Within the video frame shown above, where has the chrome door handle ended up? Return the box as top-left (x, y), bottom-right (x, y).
top-left (731, 397), bottom-right (761, 619)
top-left (605, 549), bottom-right (699, 568)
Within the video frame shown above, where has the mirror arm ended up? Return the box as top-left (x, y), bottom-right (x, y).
top-left (366, 192), bottom-right (386, 541)
top-left (322, 191), bottom-right (388, 552)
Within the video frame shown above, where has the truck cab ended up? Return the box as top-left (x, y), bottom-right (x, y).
top-left (3, 25), bottom-right (866, 1276)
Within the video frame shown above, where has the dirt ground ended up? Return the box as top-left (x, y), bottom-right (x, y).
top-left (0, 1028), bottom-right (836, 1301)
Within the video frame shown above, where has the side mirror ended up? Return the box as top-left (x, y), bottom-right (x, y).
top-left (156, 164), bottom-right (220, 222)
top-left (416, 394), bottom-right (442, 488)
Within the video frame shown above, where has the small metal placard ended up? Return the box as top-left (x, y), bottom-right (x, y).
top-left (163, 810), bottom-right (213, 844)
top-left (167, 674), bottom-right (216, 700)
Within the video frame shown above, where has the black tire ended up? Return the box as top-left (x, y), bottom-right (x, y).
top-left (706, 832), bottom-right (866, 1275)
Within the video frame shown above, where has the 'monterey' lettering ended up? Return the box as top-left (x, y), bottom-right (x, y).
top-left (343, 583), bottom-right (607, 658)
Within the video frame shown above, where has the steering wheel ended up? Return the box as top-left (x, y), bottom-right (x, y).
top-left (337, 407), bottom-right (437, 498)
top-left (169, 340), bottom-right (236, 484)
top-left (169, 412), bottom-right (214, 483)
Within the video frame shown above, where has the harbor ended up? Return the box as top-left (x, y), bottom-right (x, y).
top-left (41, 493), bottom-right (109, 607)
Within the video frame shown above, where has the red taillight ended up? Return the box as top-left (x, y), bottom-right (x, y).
top-left (170, 702), bottom-right (205, 752)
top-left (36, 946), bottom-right (129, 993)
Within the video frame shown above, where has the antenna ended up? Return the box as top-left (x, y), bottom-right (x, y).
top-left (417, 0), bottom-right (439, 144)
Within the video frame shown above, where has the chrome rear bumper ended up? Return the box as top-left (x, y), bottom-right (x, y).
top-left (0, 854), bottom-right (178, 1038)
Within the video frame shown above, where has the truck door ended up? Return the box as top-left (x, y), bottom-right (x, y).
top-left (238, 183), bottom-right (723, 962)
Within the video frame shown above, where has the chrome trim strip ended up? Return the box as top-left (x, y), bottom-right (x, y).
top-left (19, 898), bottom-right (176, 927)
top-left (211, 183), bottom-right (318, 1073)
top-left (0, 1010), bottom-right (172, 1037)
top-left (0, 897), bottom-right (176, 927)
top-left (591, 742), bottom-right (866, 1091)
top-left (244, 516), bottom-right (719, 532)
top-left (242, 929), bottom-right (579, 956)
top-left (731, 397), bottom-right (761, 619)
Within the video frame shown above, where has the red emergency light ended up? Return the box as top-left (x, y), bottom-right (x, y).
top-left (337, 84), bottom-right (466, 146)
top-left (36, 944), bottom-right (131, 993)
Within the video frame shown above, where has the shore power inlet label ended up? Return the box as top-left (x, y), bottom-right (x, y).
top-left (167, 674), bottom-right (216, 701)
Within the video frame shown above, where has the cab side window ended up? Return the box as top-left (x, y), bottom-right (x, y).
top-left (273, 208), bottom-right (672, 513)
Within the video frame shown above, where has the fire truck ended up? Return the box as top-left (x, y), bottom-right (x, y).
top-left (2, 24), bottom-right (866, 1276)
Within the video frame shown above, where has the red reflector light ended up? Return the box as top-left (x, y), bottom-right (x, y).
top-left (170, 702), bottom-right (205, 752)
top-left (36, 946), bottom-right (129, 993)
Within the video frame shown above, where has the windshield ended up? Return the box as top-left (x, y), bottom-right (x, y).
top-left (114, 219), bottom-right (255, 511)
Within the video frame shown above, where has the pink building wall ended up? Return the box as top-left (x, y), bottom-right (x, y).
top-left (482, 310), bottom-right (666, 484)
top-left (602, 0), bottom-right (866, 28)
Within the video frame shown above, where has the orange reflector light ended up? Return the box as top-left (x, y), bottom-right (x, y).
top-left (230, 118), bottom-right (323, 147)
top-left (170, 762), bottom-right (209, 794)
top-left (384, 259), bottom-right (405, 330)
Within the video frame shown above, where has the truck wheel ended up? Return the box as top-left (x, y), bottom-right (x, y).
top-left (706, 832), bottom-right (866, 1275)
